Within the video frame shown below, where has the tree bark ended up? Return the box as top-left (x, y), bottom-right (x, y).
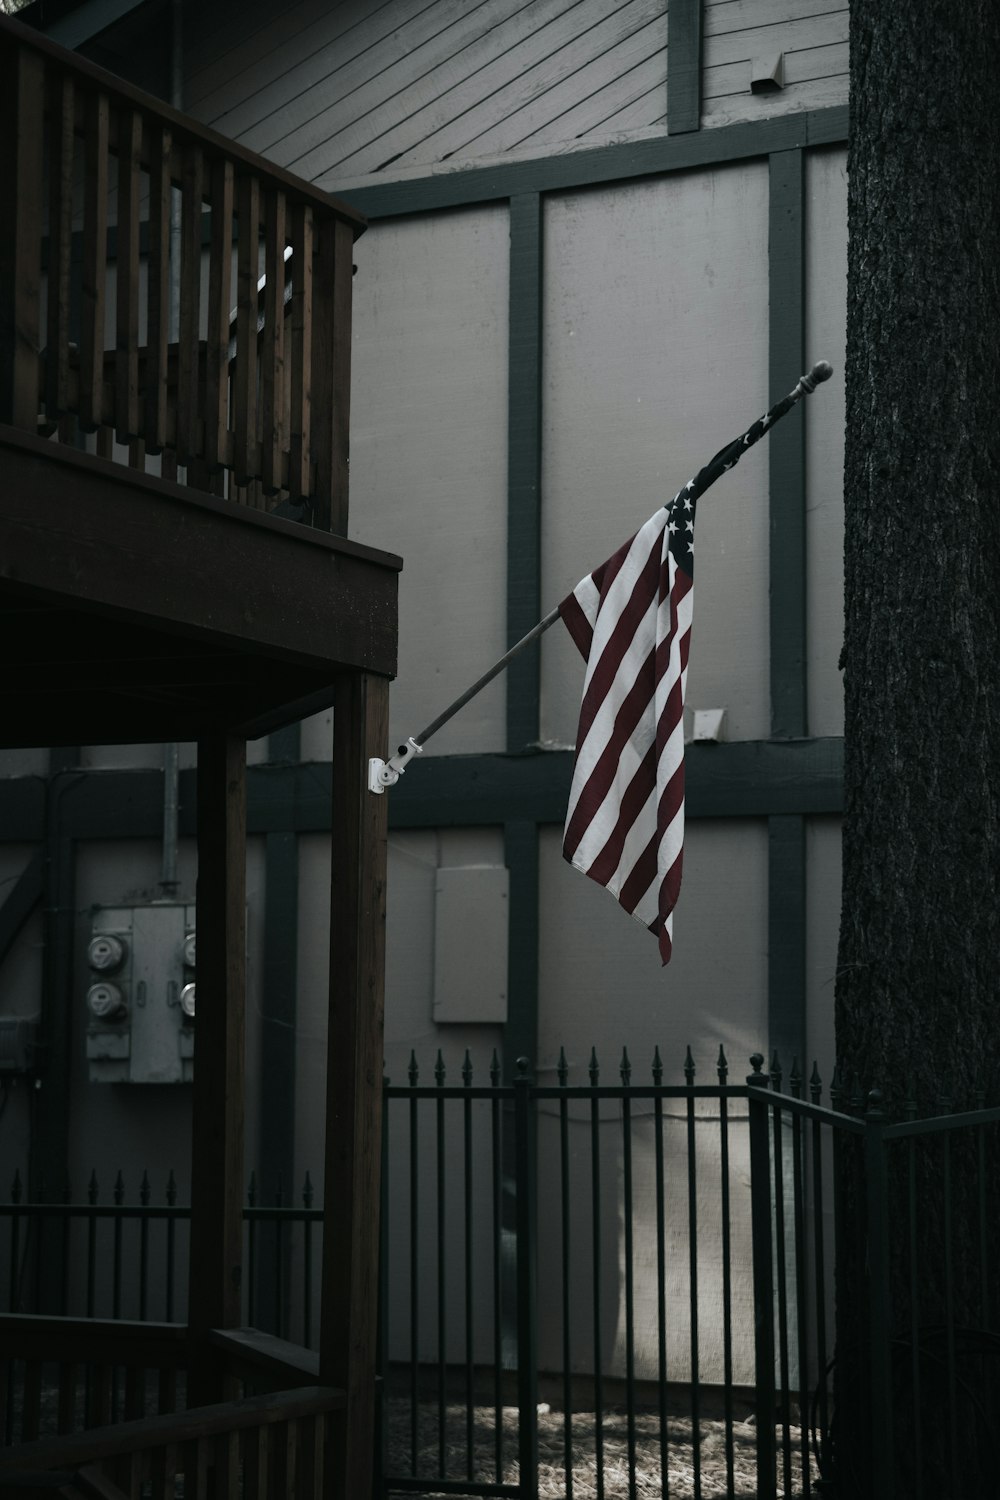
top-left (835, 3), bottom-right (1000, 1493)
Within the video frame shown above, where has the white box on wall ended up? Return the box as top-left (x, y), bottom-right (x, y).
top-left (433, 866), bottom-right (509, 1023)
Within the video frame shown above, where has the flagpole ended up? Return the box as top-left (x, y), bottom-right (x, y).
top-left (368, 361), bottom-right (833, 793)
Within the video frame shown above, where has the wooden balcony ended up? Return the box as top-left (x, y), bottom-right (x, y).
top-left (0, 16), bottom-right (396, 1497)
top-left (0, 12), bottom-right (400, 746)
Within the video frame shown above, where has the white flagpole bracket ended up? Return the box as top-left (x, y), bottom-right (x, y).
top-left (368, 737), bottom-right (422, 794)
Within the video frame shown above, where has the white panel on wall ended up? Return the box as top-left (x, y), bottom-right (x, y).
top-left (805, 147), bottom-right (847, 738)
top-left (349, 208), bottom-right (509, 758)
top-left (541, 165), bottom-right (770, 748)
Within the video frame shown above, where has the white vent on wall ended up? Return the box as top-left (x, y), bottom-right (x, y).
top-left (751, 54), bottom-right (786, 93)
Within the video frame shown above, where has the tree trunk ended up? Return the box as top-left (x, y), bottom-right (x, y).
top-left (835, 2), bottom-right (1000, 1493)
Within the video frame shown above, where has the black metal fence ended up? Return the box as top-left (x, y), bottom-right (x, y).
top-left (377, 1048), bottom-right (838, 1500)
top-left (3, 1049), bottom-right (998, 1500)
top-left (0, 1168), bottom-right (322, 1345)
top-left (377, 1050), bottom-right (1000, 1500)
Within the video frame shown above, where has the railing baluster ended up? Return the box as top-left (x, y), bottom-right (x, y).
top-left (150, 1440), bottom-right (177, 1500)
top-left (652, 1049), bottom-right (669, 1500)
top-left (243, 1423), bottom-right (268, 1500)
top-left (0, 42), bottom-right (44, 432)
top-left (435, 1051), bottom-right (446, 1478)
top-left (87, 1360), bottom-right (112, 1429)
top-left (0, 1358), bottom-right (12, 1446)
top-left (558, 1047), bottom-right (573, 1499)
top-left (247, 1171), bottom-right (257, 1331)
top-left (303, 1172), bottom-right (314, 1350)
top-left (145, 124), bottom-right (172, 459)
top-left (262, 187), bottom-right (287, 496)
top-left (408, 1055), bottom-right (420, 1477)
top-left (684, 1047), bottom-right (701, 1500)
top-left (304, 1411), bottom-right (326, 1499)
top-left (139, 1172), bottom-right (150, 1323)
top-left (157, 1366), bottom-right (176, 1417)
top-left (182, 1436), bottom-right (208, 1499)
top-left (940, 1097), bottom-right (958, 1496)
top-left (789, 1062), bottom-right (811, 1497)
top-left (177, 143), bottom-right (203, 469)
top-left (113, 1170), bottom-right (124, 1321)
top-left (46, 72), bottom-right (75, 427)
top-left (87, 1171), bottom-right (99, 1318)
top-left (79, 90), bottom-right (109, 434)
top-left (116, 107), bottom-right (142, 445)
top-left (462, 1051), bottom-right (474, 1483)
top-left (280, 1418), bottom-right (298, 1496)
top-left (311, 216), bottom-right (354, 533)
top-left (215, 1426), bottom-right (240, 1500)
top-left (810, 1069), bottom-right (831, 1484)
top-left (274, 1176), bottom-right (285, 1340)
top-left (718, 1047), bottom-right (735, 1496)
top-left (58, 1359), bottom-right (77, 1434)
top-left (770, 1055), bottom-right (792, 1497)
top-left (22, 1357), bottom-right (41, 1440)
top-left (165, 1170), bottom-right (177, 1324)
top-left (490, 1050), bottom-right (503, 1484)
top-left (205, 157), bottom-right (234, 479)
top-left (8, 1171), bottom-right (21, 1315)
top-left (589, 1048), bottom-right (603, 1500)
top-left (124, 1364), bottom-right (142, 1422)
top-left (748, 1057), bottom-right (777, 1500)
top-left (620, 1049), bottom-right (637, 1500)
top-left (235, 172), bottom-right (261, 488)
top-left (289, 202), bottom-right (313, 502)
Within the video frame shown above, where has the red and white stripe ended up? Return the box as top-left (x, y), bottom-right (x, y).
top-left (559, 501), bottom-right (693, 964)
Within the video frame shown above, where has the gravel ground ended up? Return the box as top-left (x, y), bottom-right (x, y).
top-left (383, 1401), bottom-right (817, 1498)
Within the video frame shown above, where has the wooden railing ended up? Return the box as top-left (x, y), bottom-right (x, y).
top-left (0, 15), bottom-right (364, 534)
top-left (1, 1315), bottom-right (342, 1497)
top-left (0, 1387), bottom-right (344, 1498)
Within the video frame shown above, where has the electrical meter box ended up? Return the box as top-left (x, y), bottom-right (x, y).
top-left (85, 904), bottom-right (196, 1084)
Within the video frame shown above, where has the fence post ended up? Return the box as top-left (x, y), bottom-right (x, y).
top-left (864, 1089), bottom-right (894, 1500)
top-left (514, 1057), bottom-right (538, 1500)
top-left (373, 1068), bottom-right (390, 1499)
top-left (748, 1054), bottom-right (777, 1500)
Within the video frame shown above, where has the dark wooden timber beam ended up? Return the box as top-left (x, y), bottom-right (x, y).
top-left (667, 0), bottom-right (703, 135)
top-left (0, 426), bottom-right (400, 679)
top-left (320, 671), bottom-right (389, 1500)
top-left (188, 733), bottom-right (246, 1403)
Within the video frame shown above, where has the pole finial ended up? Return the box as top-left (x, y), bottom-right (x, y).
top-left (797, 360), bottom-right (833, 396)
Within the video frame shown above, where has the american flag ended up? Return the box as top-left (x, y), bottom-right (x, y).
top-left (557, 386), bottom-right (806, 961)
top-left (559, 482), bottom-right (697, 964)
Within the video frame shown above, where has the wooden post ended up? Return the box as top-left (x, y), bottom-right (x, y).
top-left (189, 734), bottom-right (247, 1405)
top-left (320, 671), bottom-right (389, 1500)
